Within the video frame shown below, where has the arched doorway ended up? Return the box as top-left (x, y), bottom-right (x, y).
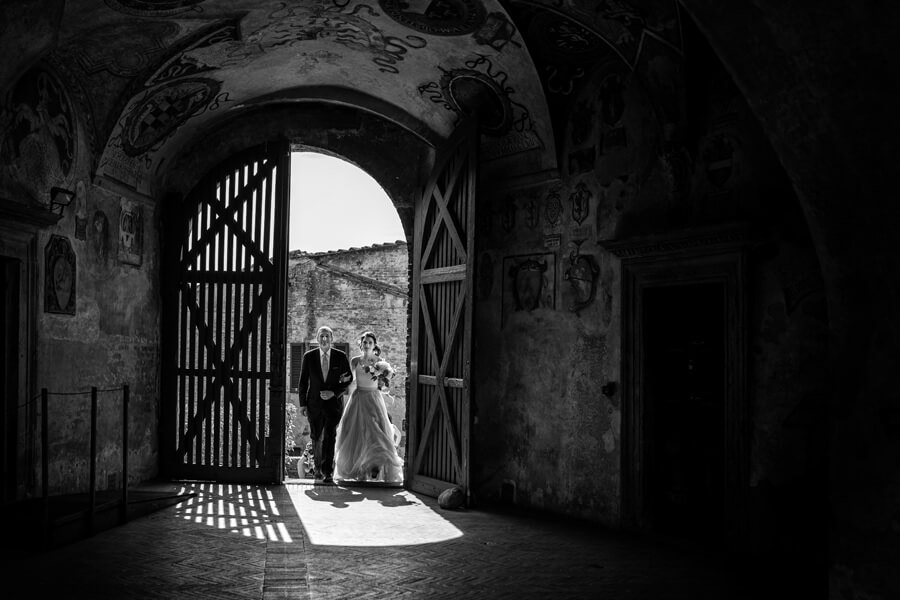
top-left (283, 151), bottom-right (409, 479)
top-left (161, 125), bottom-right (478, 499)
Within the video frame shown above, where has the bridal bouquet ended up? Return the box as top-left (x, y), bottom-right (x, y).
top-left (363, 359), bottom-right (394, 391)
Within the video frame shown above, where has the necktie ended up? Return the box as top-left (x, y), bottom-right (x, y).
top-left (321, 351), bottom-right (328, 378)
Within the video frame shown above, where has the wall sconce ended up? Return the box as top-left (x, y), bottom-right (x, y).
top-left (50, 187), bottom-right (76, 215)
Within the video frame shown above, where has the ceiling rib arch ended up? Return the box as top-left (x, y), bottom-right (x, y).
top-left (234, 85), bottom-right (444, 149)
top-left (160, 101), bottom-right (431, 217)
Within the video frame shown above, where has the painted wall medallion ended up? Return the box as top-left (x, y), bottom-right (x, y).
top-left (544, 188), bottom-right (562, 226)
top-left (2, 67), bottom-right (76, 203)
top-left (473, 11), bottom-right (518, 50)
top-left (425, 66), bottom-right (512, 136)
top-left (118, 198), bottom-right (143, 266)
top-left (45, 235), bottom-right (76, 315)
top-left (379, 0), bottom-right (487, 36)
top-left (420, 55), bottom-right (536, 140)
top-left (564, 247), bottom-right (599, 313)
top-left (122, 77), bottom-right (221, 156)
top-left (502, 253), bottom-right (555, 322)
top-left (570, 181), bottom-right (591, 225)
top-left (524, 198), bottom-right (539, 230)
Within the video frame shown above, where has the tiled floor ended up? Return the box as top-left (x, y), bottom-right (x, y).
top-left (0, 480), bottom-right (801, 599)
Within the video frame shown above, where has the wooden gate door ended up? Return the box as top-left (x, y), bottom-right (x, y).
top-left (408, 122), bottom-right (477, 500)
top-left (163, 141), bottom-right (290, 483)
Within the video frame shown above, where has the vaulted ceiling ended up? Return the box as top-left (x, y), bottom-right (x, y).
top-left (1, 0), bottom-right (686, 198)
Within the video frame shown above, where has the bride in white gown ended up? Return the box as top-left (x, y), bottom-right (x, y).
top-left (334, 331), bottom-right (404, 483)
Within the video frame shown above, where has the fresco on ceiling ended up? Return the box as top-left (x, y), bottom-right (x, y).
top-left (509, 0), bottom-right (682, 104)
top-left (104, 0), bottom-right (207, 16)
top-left (44, 53), bottom-right (101, 163)
top-left (94, 22), bottom-right (237, 189)
top-left (71, 21), bottom-right (179, 78)
top-left (379, 0), bottom-right (487, 35)
top-left (418, 54), bottom-right (542, 159)
top-left (472, 11), bottom-right (520, 51)
top-left (182, 2), bottom-right (427, 75)
top-left (0, 67), bottom-right (76, 205)
top-left (532, 12), bottom-right (607, 96)
top-left (122, 77), bottom-right (223, 158)
top-left (379, 1), bottom-right (519, 51)
top-left (145, 21), bottom-right (241, 87)
top-left (520, 0), bottom-right (681, 67)
top-left (97, 75), bottom-right (225, 188)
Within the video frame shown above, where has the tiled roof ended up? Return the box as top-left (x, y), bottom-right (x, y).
top-left (288, 240), bottom-right (407, 259)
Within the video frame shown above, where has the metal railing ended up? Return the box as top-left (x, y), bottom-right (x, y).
top-left (34, 384), bottom-right (130, 544)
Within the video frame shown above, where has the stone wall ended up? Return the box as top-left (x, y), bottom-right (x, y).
top-left (285, 242), bottom-right (410, 461)
top-left (470, 19), bottom-right (827, 559)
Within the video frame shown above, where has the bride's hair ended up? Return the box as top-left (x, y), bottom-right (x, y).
top-left (358, 330), bottom-right (381, 356)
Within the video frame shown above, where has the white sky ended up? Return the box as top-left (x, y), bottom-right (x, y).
top-left (289, 152), bottom-right (405, 253)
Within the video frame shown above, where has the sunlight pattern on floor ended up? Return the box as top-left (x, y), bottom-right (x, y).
top-left (173, 483), bottom-right (294, 542)
top-left (286, 482), bottom-right (463, 547)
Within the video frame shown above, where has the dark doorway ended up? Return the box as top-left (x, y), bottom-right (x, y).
top-left (1, 257), bottom-right (20, 505)
top-left (643, 282), bottom-right (725, 542)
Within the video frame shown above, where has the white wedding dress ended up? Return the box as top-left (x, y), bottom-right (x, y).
top-left (333, 359), bottom-right (404, 483)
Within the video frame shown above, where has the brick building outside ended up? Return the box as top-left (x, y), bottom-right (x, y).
top-left (285, 241), bottom-right (410, 471)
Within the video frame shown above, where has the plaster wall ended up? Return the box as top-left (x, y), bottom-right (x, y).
top-left (32, 182), bottom-right (160, 497)
top-left (0, 54), bottom-right (161, 498)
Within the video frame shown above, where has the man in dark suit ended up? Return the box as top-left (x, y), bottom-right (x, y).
top-left (298, 325), bottom-right (352, 483)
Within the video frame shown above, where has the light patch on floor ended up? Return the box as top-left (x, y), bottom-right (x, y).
top-left (285, 482), bottom-right (463, 547)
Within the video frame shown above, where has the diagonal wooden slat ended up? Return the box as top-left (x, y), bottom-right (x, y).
top-left (411, 388), bottom-right (441, 476)
top-left (417, 285), bottom-right (442, 376)
top-left (412, 280), bottom-right (466, 478)
top-left (180, 160), bottom-right (274, 269)
top-left (175, 280), bottom-right (269, 462)
top-left (421, 163), bottom-right (466, 270)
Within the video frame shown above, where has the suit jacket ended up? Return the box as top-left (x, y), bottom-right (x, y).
top-left (298, 347), bottom-right (352, 413)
